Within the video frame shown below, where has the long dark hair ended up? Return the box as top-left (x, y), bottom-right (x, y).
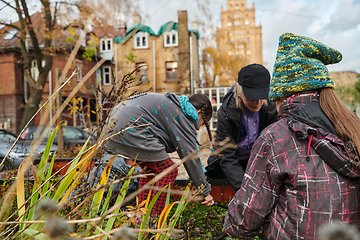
top-left (188, 94), bottom-right (213, 141)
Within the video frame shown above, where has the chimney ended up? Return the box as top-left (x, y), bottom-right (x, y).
top-left (178, 11), bottom-right (191, 94)
top-left (191, 21), bottom-right (198, 31)
top-left (133, 14), bottom-right (141, 26)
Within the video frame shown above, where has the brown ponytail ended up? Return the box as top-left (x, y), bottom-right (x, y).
top-left (201, 105), bottom-right (213, 141)
top-left (320, 88), bottom-right (360, 160)
top-left (188, 94), bottom-right (213, 142)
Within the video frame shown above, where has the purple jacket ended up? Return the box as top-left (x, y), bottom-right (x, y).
top-left (224, 94), bottom-right (360, 239)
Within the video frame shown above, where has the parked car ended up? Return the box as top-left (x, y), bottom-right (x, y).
top-left (20, 126), bottom-right (96, 148)
top-left (0, 128), bottom-right (56, 170)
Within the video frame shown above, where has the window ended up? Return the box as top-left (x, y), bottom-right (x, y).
top-left (100, 38), bottom-right (113, 52)
top-left (30, 60), bottom-right (39, 81)
top-left (164, 30), bottom-right (178, 47)
top-left (227, 22), bottom-right (232, 26)
top-left (76, 62), bottom-right (82, 82)
top-left (63, 127), bottom-right (84, 139)
top-left (79, 29), bottom-right (86, 47)
top-left (134, 32), bottom-right (149, 49)
top-left (57, 69), bottom-right (64, 83)
top-left (95, 69), bottom-right (101, 84)
top-left (4, 30), bottom-right (18, 40)
top-left (166, 62), bottom-right (178, 81)
top-left (103, 66), bottom-right (111, 86)
top-left (245, 20), bottom-right (249, 25)
top-left (136, 63), bottom-right (148, 82)
top-left (0, 130), bottom-right (16, 142)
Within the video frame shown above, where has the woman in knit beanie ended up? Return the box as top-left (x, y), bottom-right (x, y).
top-left (224, 32), bottom-right (360, 239)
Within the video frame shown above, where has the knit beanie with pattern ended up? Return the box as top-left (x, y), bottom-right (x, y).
top-left (269, 32), bottom-right (342, 101)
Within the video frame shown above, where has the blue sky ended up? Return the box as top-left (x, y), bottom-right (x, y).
top-left (137, 0), bottom-right (360, 74)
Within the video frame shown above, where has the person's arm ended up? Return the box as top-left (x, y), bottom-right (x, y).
top-left (215, 109), bottom-right (244, 191)
top-left (169, 114), bottom-right (211, 196)
top-left (224, 132), bottom-right (280, 238)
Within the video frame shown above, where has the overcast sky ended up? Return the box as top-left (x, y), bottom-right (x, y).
top-left (137, 0), bottom-right (360, 74)
top-left (1, 0), bottom-right (359, 74)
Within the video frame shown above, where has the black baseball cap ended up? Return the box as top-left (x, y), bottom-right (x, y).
top-left (237, 63), bottom-right (271, 101)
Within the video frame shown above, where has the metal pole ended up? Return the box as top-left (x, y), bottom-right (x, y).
top-left (153, 41), bottom-right (156, 93)
top-left (190, 35), bottom-right (193, 94)
top-left (115, 43), bottom-right (118, 90)
top-left (49, 70), bottom-right (52, 124)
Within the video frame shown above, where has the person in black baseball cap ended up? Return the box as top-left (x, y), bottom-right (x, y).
top-left (206, 63), bottom-right (277, 192)
top-left (238, 63), bottom-right (271, 102)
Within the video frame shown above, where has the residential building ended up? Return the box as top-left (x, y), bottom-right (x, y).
top-left (0, 12), bottom-right (124, 133)
top-left (108, 11), bottom-right (199, 100)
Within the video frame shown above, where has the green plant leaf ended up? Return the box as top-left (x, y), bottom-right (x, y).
top-left (91, 155), bottom-right (116, 213)
top-left (164, 186), bottom-right (190, 240)
top-left (23, 229), bottom-right (50, 240)
top-left (53, 138), bottom-right (90, 202)
top-left (37, 126), bottom-right (58, 180)
top-left (138, 186), bottom-right (168, 240)
top-left (27, 126), bottom-right (58, 223)
top-left (102, 166), bottom-right (135, 239)
top-left (93, 176), bottom-right (116, 236)
top-left (42, 154), bottom-right (56, 197)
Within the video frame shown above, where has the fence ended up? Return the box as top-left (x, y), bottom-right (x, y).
top-left (194, 86), bottom-right (232, 131)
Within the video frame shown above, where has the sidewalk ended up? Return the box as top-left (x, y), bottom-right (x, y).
top-left (170, 148), bottom-right (212, 179)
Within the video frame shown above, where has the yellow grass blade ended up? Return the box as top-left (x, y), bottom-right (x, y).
top-left (155, 202), bottom-right (176, 240)
top-left (59, 147), bottom-right (95, 203)
top-left (91, 155), bottom-right (116, 212)
top-left (16, 158), bottom-right (29, 219)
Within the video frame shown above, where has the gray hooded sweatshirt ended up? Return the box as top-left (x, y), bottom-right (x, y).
top-left (104, 92), bottom-right (211, 195)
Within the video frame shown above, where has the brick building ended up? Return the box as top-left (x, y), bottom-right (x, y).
top-left (216, 0), bottom-right (263, 85)
top-left (0, 12), bottom-right (126, 134)
top-left (107, 11), bottom-right (200, 98)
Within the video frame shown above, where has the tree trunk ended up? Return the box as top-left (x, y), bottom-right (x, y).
top-left (19, 70), bottom-right (51, 131)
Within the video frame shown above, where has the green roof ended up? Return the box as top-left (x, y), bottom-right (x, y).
top-left (125, 23), bottom-right (156, 36)
top-left (114, 37), bottom-right (124, 43)
top-left (189, 29), bottom-right (200, 39)
top-left (157, 21), bottom-right (178, 35)
top-left (158, 21), bottom-right (200, 39)
top-left (114, 22), bottom-right (200, 44)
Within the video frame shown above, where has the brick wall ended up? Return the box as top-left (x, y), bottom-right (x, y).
top-left (0, 53), bottom-right (16, 95)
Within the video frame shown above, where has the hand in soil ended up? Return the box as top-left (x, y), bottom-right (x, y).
top-left (201, 194), bottom-right (215, 206)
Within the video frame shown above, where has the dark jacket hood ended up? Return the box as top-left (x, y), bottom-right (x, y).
top-left (220, 86), bottom-right (241, 122)
top-left (281, 96), bottom-right (360, 179)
